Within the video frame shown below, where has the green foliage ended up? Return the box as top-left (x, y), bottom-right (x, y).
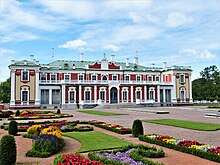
top-left (57, 109), bottom-right (61, 114)
top-left (22, 133), bottom-right (34, 139)
top-left (26, 149), bottom-right (51, 158)
top-left (139, 135), bottom-right (220, 163)
top-left (0, 135), bottom-right (17, 165)
top-left (54, 154), bottom-right (64, 165)
top-left (15, 110), bottom-right (20, 116)
top-left (193, 65), bottom-right (220, 101)
top-left (9, 120), bottom-right (18, 135)
top-left (0, 78), bottom-right (11, 103)
top-left (132, 119), bottom-right (144, 137)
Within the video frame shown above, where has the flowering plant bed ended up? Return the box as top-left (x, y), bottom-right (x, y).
top-left (88, 144), bottom-right (165, 165)
top-left (54, 154), bottom-right (104, 165)
top-left (139, 134), bottom-right (220, 163)
top-left (89, 120), bottom-right (132, 134)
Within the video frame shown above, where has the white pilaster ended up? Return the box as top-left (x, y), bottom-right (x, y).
top-left (94, 85), bottom-right (97, 103)
top-left (189, 75), bottom-right (193, 103)
top-left (144, 86), bottom-right (147, 102)
top-left (49, 89), bottom-right (52, 105)
top-left (10, 70), bottom-right (15, 105)
top-left (157, 85), bottom-right (160, 103)
top-left (35, 70), bottom-right (40, 105)
top-left (172, 74), bottom-right (177, 103)
top-left (163, 89), bottom-right (166, 103)
top-left (62, 85), bottom-right (65, 105)
top-left (79, 85), bottom-right (82, 103)
top-left (131, 86), bottom-right (133, 103)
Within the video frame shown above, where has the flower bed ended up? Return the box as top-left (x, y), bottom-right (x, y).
top-left (139, 134), bottom-right (220, 163)
top-left (88, 144), bottom-right (164, 165)
top-left (26, 126), bottom-right (65, 158)
top-left (54, 154), bottom-right (104, 165)
top-left (89, 120), bottom-right (132, 134)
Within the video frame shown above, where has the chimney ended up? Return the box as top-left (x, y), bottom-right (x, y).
top-left (163, 62), bottom-right (167, 69)
top-left (30, 55), bottom-right (34, 61)
top-left (80, 53), bottom-right (84, 61)
top-left (126, 58), bottom-right (129, 67)
top-left (11, 60), bottom-right (15, 64)
top-left (151, 63), bottom-right (155, 68)
top-left (111, 55), bottom-right (115, 63)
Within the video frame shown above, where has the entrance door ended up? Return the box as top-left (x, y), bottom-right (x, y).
top-left (110, 87), bottom-right (118, 104)
top-left (160, 89), bottom-right (163, 103)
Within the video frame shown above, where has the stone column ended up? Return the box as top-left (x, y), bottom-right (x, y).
top-left (94, 85), bottom-right (97, 103)
top-left (157, 85), bottom-right (160, 103)
top-left (144, 86), bottom-right (147, 102)
top-left (131, 86), bottom-right (133, 103)
top-left (49, 89), bottom-right (52, 105)
top-left (62, 84), bottom-right (65, 105)
top-left (79, 85), bottom-right (82, 103)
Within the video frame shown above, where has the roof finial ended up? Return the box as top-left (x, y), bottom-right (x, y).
top-left (103, 53), bottom-right (106, 60)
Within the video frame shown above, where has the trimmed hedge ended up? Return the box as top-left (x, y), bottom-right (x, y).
top-left (0, 135), bottom-right (17, 165)
top-left (132, 119), bottom-right (143, 137)
top-left (8, 120), bottom-right (18, 135)
top-left (139, 135), bottom-right (220, 163)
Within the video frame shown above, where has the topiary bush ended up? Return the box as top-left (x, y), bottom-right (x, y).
top-left (15, 110), bottom-right (20, 116)
top-left (0, 135), bottom-right (17, 165)
top-left (9, 120), bottom-right (18, 136)
top-left (57, 109), bottom-right (61, 114)
top-left (132, 119), bottom-right (144, 137)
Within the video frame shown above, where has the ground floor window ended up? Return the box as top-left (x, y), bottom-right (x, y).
top-left (136, 91), bottom-right (141, 100)
top-left (149, 90), bottom-right (154, 100)
top-left (22, 91), bottom-right (28, 102)
top-left (52, 90), bottom-right (60, 104)
top-left (41, 89), bottom-right (49, 104)
top-left (100, 91), bottom-right (105, 100)
top-left (69, 91), bottom-right (75, 103)
top-left (180, 90), bottom-right (185, 102)
top-left (85, 91), bottom-right (90, 101)
top-left (123, 91), bottom-right (128, 101)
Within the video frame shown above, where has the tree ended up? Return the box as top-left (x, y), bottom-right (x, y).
top-left (0, 78), bottom-right (10, 103)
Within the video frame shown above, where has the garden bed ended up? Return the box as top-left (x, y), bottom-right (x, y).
top-left (139, 134), bottom-right (220, 163)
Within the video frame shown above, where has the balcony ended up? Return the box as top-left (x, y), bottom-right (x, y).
top-left (39, 80), bottom-right (173, 85)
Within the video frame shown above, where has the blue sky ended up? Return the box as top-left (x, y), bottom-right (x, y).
top-left (0, 0), bottom-right (220, 82)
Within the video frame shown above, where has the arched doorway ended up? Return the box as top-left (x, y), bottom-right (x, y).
top-left (110, 87), bottom-right (118, 104)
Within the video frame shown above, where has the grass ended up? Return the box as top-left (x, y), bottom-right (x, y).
top-left (63, 131), bottom-right (131, 152)
top-left (78, 110), bottom-right (128, 116)
top-left (193, 103), bottom-right (220, 107)
top-left (143, 119), bottom-right (220, 131)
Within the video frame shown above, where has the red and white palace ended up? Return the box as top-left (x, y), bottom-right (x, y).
top-left (9, 54), bottom-right (193, 109)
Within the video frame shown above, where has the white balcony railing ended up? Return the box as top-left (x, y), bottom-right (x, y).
top-left (39, 80), bottom-right (173, 85)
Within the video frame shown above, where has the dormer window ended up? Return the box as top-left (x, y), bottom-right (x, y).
top-left (22, 71), bottom-right (29, 81)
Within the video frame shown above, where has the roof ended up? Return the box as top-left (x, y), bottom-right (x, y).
top-left (9, 60), bottom-right (40, 68)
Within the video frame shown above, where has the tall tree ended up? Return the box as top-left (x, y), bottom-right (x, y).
top-left (0, 78), bottom-right (11, 103)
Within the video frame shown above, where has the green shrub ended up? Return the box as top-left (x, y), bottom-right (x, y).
top-left (132, 119), bottom-right (144, 137)
top-left (15, 110), bottom-right (20, 116)
top-left (8, 120), bottom-right (18, 135)
top-left (54, 154), bottom-right (64, 165)
top-left (57, 109), bottom-right (61, 114)
top-left (26, 149), bottom-right (51, 158)
top-left (0, 135), bottom-right (17, 165)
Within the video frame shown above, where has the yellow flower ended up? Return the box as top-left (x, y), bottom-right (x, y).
top-left (27, 124), bottom-right (42, 134)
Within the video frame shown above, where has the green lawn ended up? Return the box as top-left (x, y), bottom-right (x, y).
top-left (194, 103), bottom-right (220, 107)
top-left (64, 131), bottom-right (131, 152)
top-left (143, 119), bottom-right (220, 131)
top-left (78, 110), bottom-right (128, 116)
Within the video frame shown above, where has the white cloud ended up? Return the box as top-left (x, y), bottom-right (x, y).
top-left (58, 39), bottom-right (87, 49)
top-left (166, 12), bottom-right (193, 27)
top-left (0, 32), bottom-right (39, 43)
top-left (104, 44), bottom-right (120, 52)
top-left (180, 48), bottom-right (217, 59)
top-left (0, 48), bottom-right (15, 56)
top-left (129, 12), bottom-right (160, 24)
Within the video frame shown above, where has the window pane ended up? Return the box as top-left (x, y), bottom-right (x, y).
top-left (123, 91), bottom-right (127, 100)
top-left (156, 77), bottom-right (159, 81)
top-left (92, 76), bottom-right (96, 80)
top-left (85, 91), bottom-right (90, 100)
top-left (79, 75), bottom-right (83, 80)
top-left (137, 76), bottom-right (141, 81)
top-left (180, 75), bottom-right (185, 83)
top-left (136, 91), bottom-right (141, 99)
top-left (125, 76), bottom-right (129, 81)
top-left (22, 71), bottom-right (28, 81)
top-left (113, 76), bottom-right (117, 81)
top-left (150, 91), bottom-right (154, 99)
top-left (22, 91), bottom-right (28, 101)
top-left (40, 74), bottom-right (46, 81)
top-left (148, 77), bottom-right (152, 81)
top-left (41, 90), bottom-right (49, 104)
top-left (52, 90), bottom-right (60, 104)
top-left (65, 75), bottom-right (69, 81)
top-left (100, 91), bottom-right (105, 100)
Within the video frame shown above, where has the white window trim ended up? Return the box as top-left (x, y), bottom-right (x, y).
top-left (84, 87), bottom-right (91, 103)
top-left (21, 70), bottom-right (29, 81)
top-left (148, 87), bottom-right (155, 100)
top-left (68, 87), bottom-right (76, 104)
top-left (122, 87), bottom-right (129, 103)
top-left (50, 73), bottom-right (57, 83)
top-left (78, 74), bottom-right (84, 81)
top-left (64, 73), bottom-right (70, 82)
top-left (135, 87), bottom-right (142, 101)
top-left (180, 74), bottom-right (185, 83)
top-left (21, 86), bottom-right (29, 105)
top-left (125, 75), bottom-right (130, 81)
top-left (112, 74), bottom-right (118, 81)
top-left (136, 75), bottom-right (142, 82)
top-left (148, 76), bottom-right (153, 82)
top-left (99, 87), bottom-right (106, 103)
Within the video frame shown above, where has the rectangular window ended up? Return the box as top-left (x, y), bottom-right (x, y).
top-left (92, 75), bottom-right (96, 81)
top-left (123, 91), bottom-right (127, 101)
top-left (180, 75), bottom-right (185, 83)
top-left (125, 75), bottom-right (129, 81)
top-left (85, 91), bottom-right (90, 101)
top-left (149, 91), bottom-right (154, 100)
top-left (180, 91), bottom-right (185, 102)
top-left (40, 74), bottom-right (46, 82)
top-left (79, 75), bottom-right (83, 81)
top-left (22, 71), bottom-right (28, 81)
top-left (148, 76), bottom-right (152, 81)
top-left (51, 74), bottom-right (56, 83)
top-left (156, 76), bottom-right (160, 81)
top-left (113, 75), bottom-right (117, 81)
top-left (100, 91), bottom-right (105, 100)
top-left (22, 91), bottom-right (28, 102)
top-left (136, 91), bottom-right (141, 99)
top-left (41, 89), bottom-right (49, 104)
top-left (136, 76), bottom-right (141, 82)
top-left (52, 90), bottom-right (60, 104)
top-left (65, 74), bottom-right (70, 82)
top-left (70, 91), bottom-right (75, 103)
top-left (165, 89), bottom-right (171, 102)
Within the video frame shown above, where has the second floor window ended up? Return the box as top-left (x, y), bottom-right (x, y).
top-left (113, 75), bottom-right (117, 81)
top-left (65, 74), bottom-right (70, 81)
top-left (22, 71), bottom-right (28, 81)
top-left (125, 75), bottom-right (129, 81)
top-left (180, 75), bottom-right (185, 83)
top-left (40, 74), bottom-right (46, 82)
top-left (136, 76), bottom-right (141, 82)
top-left (156, 76), bottom-right (160, 81)
top-left (92, 75), bottom-right (96, 81)
top-left (79, 75), bottom-right (83, 81)
top-left (51, 74), bottom-right (56, 82)
top-left (148, 76), bottom-right (152, 81)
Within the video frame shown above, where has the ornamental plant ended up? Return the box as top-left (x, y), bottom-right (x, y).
top-left (132, 119), bottom-right (144, 137)
top-left (8, 120), bottom-right (18, 135)
top-left (27, 124), bottom-right (42, 135)
top-left (15, 110), bottom-right (20, 116)
top-left (40, 126), bottom-right (62, 139)
top-left (0, 135), bottom-right (17, 165)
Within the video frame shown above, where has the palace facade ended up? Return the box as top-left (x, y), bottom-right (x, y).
top-left (9, 54), bottom-right (193, 109)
